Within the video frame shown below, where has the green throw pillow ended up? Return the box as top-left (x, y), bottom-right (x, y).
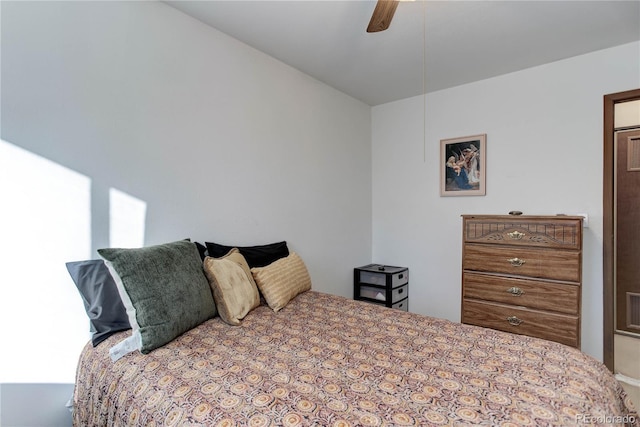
top-left (98, 240), bottom-right (216, 357)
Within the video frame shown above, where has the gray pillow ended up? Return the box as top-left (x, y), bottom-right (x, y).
top-left (66, 259), bottom-right (130, 347)
top-left (98, 240), bottom-right (216, 356)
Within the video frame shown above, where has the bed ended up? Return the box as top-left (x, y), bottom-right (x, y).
top-left (73, 290), bottom-right (637, 426)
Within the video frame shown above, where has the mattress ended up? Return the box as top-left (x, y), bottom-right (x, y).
top-left (73, 291), bottom-right (638, 426)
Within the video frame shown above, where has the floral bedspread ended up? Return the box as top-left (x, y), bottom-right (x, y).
top-left (73, 291), bottom-right (637, 426)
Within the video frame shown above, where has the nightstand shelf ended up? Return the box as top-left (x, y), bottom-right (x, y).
top-left (354, 264), bottom-right (409, 311)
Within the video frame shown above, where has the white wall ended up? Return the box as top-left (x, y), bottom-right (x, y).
top-left (1, 0), bottom-right (372, 278)
top-left (0, 384), bottom-right (73, 427)
top-left (372, 41), bottom-right (640, 361)
top-left (1, 1), bottom-right (371, 424)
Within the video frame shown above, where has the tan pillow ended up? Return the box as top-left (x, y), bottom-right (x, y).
top-left (251, 252), bottom-right (311, 312)
top-left (203, 249), bottom-right (260, 325)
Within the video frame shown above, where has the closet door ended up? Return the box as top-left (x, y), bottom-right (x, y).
top-left (615, 129), bottom-right (640, 334)
top-left (605, 90), bottom-right (640, 409)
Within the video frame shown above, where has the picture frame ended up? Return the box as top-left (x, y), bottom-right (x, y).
top-left (440, 134), bottom-right (486, 196)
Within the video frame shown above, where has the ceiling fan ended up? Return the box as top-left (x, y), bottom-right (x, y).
top-left (367, 0), bottom-right (400, 33)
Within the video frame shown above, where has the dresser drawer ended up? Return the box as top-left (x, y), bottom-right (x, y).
top-left (359, 269), bottom-right (408, 287)
top-left (361, 297), bottom-right (408, 311)
top-left (464, 244), bottom-right (581, 282)
top-left (358, 285), bottom-right (386, 301)
top-left (358, 284), bottom-right (408, 303)
top-left (463, 216), bottom-right (582, 250)
top-left (392, 298), bottom-right (408, 311)
top-left (390, 284), bottom-right (408, 303)
top-left (463, 272), bottom-right (579, 315)
top-left (462, 300), bottom-right (579, 347)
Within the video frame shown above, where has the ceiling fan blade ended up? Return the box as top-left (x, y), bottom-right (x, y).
top-left (367, 0), bottom-right (399, 33)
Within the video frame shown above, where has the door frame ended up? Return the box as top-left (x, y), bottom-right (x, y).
top-left (603, 88), bottom-right (640, 371)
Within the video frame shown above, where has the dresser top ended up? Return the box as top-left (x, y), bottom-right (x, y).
top-left (356, 264), bottom-right (407, 274)
top-left (462, 214), bottom-right (584, 221)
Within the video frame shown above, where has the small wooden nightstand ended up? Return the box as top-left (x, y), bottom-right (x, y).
top-left (354, 264), bottom-right (409, 311)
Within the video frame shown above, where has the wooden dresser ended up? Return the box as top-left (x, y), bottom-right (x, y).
top-left (461, 214), bottom-right (583, 348)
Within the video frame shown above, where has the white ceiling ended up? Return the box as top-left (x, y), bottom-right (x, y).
top-left (165, 1), bottom-right (640, 106)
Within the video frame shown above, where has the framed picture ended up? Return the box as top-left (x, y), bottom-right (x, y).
top-left (440, 134), bottom-right (486, 196)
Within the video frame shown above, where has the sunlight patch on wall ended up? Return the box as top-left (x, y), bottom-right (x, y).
top-left (109, 188), bottom-right (146, 248)
top-left (0, 139), bottom-right (91, 383)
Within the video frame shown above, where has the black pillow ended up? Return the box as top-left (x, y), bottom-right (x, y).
top-left (195, 242), bottom-right (208, 261)
top-left (205, 241), bottom-right (289, 268)
top-left (66, 259), bottom-right (131, 347)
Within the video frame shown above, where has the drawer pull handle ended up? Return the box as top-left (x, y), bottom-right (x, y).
top-left (507, 231), bottom-right (525, 240)
top-left (508, 257), bottom-right (526, 267)
top-left (506, 316), bottom-right (523, 326)
top-left (398, 288), bottom-right (404, 294)
top-left (507, 287), bottom-right (525, 296)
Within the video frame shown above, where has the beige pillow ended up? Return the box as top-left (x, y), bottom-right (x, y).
top-left (251, 252), bottom-right (311, 312)
top-left (203, 249), bottom-right (260, 325)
